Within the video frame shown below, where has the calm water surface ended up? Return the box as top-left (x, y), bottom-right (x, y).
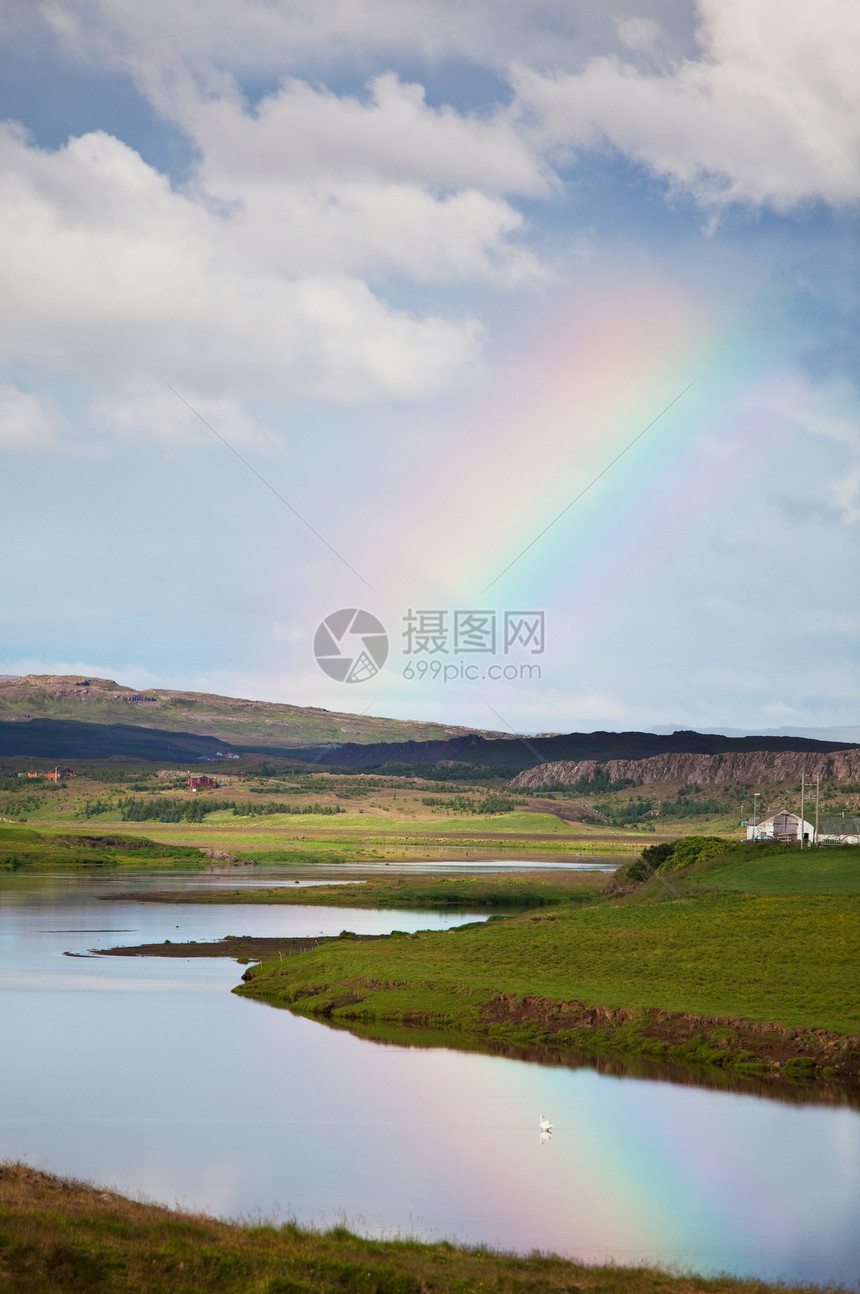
top-left (1, 871), bottom-right (858, 1287)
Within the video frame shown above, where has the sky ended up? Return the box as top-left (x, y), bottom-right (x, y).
top-left (1, 0), bottom-right (858, 737)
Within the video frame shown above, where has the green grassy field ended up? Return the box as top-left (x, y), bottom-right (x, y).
top-left (0, 824), bottom-right (203, 871)
top-left (0, 817), bottom-right (634, 870)
top-left (0, 801), bottom-right (642, 866)
top-left (237, 844), bottom-right (860, 1082)
top-left (1, 754), bottom-right (750, 849)
top-left (127, 870), bottom-right (608, 909)
top-left (689, 846), bottom-right (860, 894)
top-left (239, 892), bottom-right (859, 1033)
top-left (0, 1163), bottom-right (832, 1294)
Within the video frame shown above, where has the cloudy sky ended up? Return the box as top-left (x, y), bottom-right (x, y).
top-left (1, 0), bottom-right (858, 736)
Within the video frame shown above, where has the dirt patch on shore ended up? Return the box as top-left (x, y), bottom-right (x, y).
top-left (85, 933), bottom-right (385, 960)
top-left (479, 993), bottom-right (860, 1080)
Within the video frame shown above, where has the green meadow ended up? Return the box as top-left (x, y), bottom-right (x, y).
top-left (238, 843), bottom-right (860, 1080)
top-left (0, 824), bottom-right (202, 871)
top-left (687, 845), bottom-right (860, 895)
top-left (131, 869), bottom-right (608, 909)
top-left (0, 758), bottom-right (743, 855)
top-left (239, 892), bottom-right (859, 1033)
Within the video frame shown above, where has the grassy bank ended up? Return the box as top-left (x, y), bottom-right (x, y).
top-left (0, 810), bottom-right (642, 868)
top-left (113, 870), bottom-right (609, 909)
top-left (238, 845), bottom-right (860, 1084)
top-left (685, 845), bottom-right (860, 895)
top-left (0, 825), bottom-right (203, 871)
top-left (91, 933), bottom-right (379, 960)
top-left (612, 837), bottom-right (860, 895)
top-left (0, 1162), bottom-right (832, 1294)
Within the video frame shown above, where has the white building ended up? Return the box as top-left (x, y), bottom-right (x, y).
top-left (747, 810), bottom-right (815, 843)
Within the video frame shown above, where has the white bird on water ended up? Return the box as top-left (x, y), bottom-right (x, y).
top-left (539, 1114), bottom-right (553, 1132)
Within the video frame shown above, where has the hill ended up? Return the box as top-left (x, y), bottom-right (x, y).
top-left (0, 717), bottom-right (241, 762)
top-left (1, 675), bottom-right (855, 772)
top-left (284, 727), bottom-right (858, 772)
top-left (0, 675), bottom-right (502, 749)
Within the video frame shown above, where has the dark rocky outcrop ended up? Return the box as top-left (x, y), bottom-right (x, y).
top-left (511, 749), bottom-right (860, 789)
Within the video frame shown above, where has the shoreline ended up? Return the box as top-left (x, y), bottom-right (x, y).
top-left (99, 868), bottom-right (609, 907)
top-left (83, 930), bottom-right (860, 1103)
top-left (233, 876), bottom-right (860, 1093)
top-left (0, 1162), bottom-right (842, 1294)
top-left (87, 848), bottom-right (860, 1099)
top-left (238, 967), bottom-right (860, 1093)
top-left (85, 932), bottom-right (386, 959)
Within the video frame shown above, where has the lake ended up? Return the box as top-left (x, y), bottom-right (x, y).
top-left (1, 870), bottom-right (858, 1287)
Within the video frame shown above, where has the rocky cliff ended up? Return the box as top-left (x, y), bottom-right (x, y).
top-left (511, 749), bottom-right (860, 789)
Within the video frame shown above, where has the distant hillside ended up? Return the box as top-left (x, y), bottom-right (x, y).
top-left (280, 728), bottom-right (858, 772)
top-left (647, 723), bottom-right (860, 744)
top-left (0, 718), bottom-right (239, 762)
top-left (0, 675), bottom-right (502, 748)
top-left (1, 676), bottom-right (855, 771)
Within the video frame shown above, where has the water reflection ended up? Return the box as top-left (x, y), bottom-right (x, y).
top-left (1, 872), bottom-right (858, 1289)
top-left (317, 1015), bottom-right (860, 1110)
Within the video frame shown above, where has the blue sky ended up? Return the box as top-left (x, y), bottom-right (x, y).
top-left (1, 0), bottom-right (858, 736)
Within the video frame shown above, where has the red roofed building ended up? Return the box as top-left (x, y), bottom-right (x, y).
top-left (188, 775), bottom-right (218, 791)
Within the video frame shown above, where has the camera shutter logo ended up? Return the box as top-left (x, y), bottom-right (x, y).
top-left (314, 609), bottom-right (389, 683)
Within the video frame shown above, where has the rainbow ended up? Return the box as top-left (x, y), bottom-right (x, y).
top-left (369, 270), bottom-right (775, 627)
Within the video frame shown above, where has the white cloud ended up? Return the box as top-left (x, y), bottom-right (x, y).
top-left (89, 385), bottom-right (281, 451)
top-left (0, 385), bottom-right (61, 450)
top-left (140, 72), bottom-right (547, 286)
top-left (767, 375), bottom-right (860, 523)
top-left (174, 72), bottom-right (548, 195)
top-left (513, 0), bottom-right (860, 209)
top-left (30, 0), bottom-right (859, 217)
top-left (0, 123), bottom-right (488, 405)
top-left (37, 0), bottom-right (692, 80)
top-left (614, 16), bottom-right (666, 61)
top-left (169, 71), bottom-right (548, 286)
top-left (198, 174), bottom-right (538, 286)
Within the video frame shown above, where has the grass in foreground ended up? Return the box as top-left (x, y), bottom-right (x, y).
top-left (0, 1163), bottom-right (829, 1294)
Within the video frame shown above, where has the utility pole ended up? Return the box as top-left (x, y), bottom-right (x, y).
top-left (800, 774), bottom-right (805, 848)
top-left (815, 773), bottom-right (820, 847)
top-left (752, 792), bottom-right (760, 839)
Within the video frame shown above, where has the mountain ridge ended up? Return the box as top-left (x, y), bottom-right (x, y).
top-left (1, 675), bottom-right (856, 771)
top-left (0, 674), bottom-right (505, 748)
